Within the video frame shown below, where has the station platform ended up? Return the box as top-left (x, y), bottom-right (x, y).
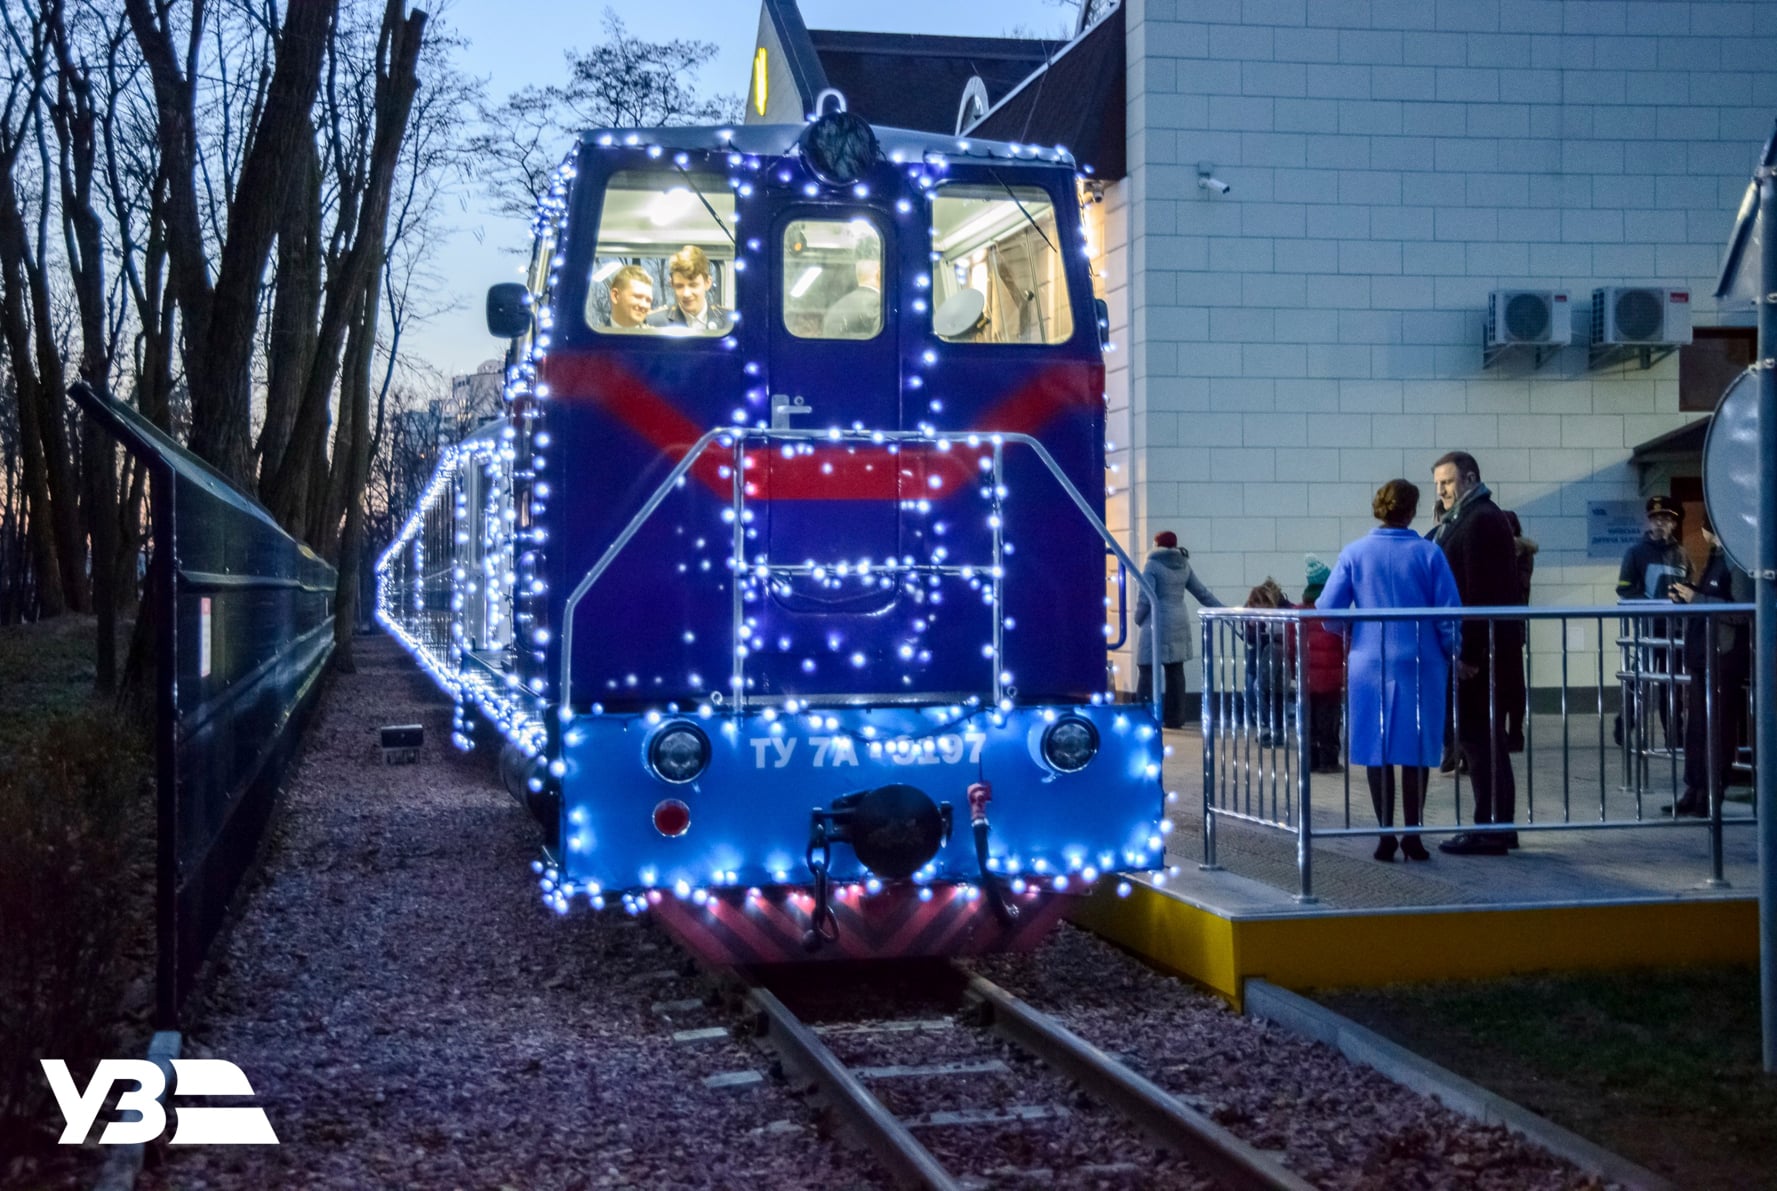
top-left (1074, 715), bottom-right (1759, 1006)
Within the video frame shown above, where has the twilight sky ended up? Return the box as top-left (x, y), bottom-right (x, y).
top-left (412, 0), bottom-right (1075, 383)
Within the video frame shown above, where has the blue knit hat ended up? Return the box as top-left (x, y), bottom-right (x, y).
top-left (1305, 554), bottom-right (1330, 588)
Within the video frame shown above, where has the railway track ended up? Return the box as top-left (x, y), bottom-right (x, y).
top-left (728, 960), bottom-right (1313, 1191)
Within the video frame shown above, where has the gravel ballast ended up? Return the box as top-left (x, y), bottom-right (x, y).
top-left (145, 636), bottom-right (877, 1190)
top-left (148, 634), bottom-right (1612, 1188)
top-left (970, 931), bottom-right (1608, 1190)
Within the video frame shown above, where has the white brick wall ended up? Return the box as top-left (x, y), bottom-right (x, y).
top-left (1116, 0), bottom-right (1775, 690)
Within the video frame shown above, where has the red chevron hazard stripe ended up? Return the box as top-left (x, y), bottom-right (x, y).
top-left (538, 353), bottom-right (1098, 501)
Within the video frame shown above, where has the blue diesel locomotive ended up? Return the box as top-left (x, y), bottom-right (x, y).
top-left (377, 96), bottom-right (1167, 963)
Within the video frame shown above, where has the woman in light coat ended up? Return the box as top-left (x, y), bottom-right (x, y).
top-left (1315, 481), bottom-right (1461, 861)
top-left (1134, 531), bottom-right (1222, 729)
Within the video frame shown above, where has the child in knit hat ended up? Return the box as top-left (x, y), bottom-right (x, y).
top-left (1304, 554), bottom-right (1331, 602)
top-left (1300, 554), bottom-right (1344, 772)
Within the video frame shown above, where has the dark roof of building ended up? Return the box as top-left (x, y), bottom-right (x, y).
top-left (807, 29), bottom-right (1060, 135)
top-left (1630, 415), bottom-right (1711, 461)
top-left (966, 3), bottom-right (1126, 180)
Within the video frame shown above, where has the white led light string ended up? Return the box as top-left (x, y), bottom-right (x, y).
top-left (379, 132), bottom-right (1165, 919)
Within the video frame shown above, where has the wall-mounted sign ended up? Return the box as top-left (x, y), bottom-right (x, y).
top-left (1588, 501), bottom-right (1646, 558)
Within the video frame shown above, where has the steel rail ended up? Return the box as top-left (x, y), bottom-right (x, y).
top-left (963, 972), bottom-right (1317, 1191)
top-left (745, 982), bottom-right (963, 1191)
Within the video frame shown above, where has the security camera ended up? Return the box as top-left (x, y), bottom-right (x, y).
top-left (1197, 175), bottom-right (1231, 195)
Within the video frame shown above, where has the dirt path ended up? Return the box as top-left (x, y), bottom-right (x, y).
top-left (144, 634), bottom-right (876, 1190)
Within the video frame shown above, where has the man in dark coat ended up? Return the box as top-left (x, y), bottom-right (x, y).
top-left (1431, 451), bottom-right (1524, 855)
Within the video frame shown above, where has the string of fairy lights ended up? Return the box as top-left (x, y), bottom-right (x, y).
top-left (374, 124), bottom-right (1170, 920)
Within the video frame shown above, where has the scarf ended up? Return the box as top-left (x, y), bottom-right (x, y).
top-left (1437, 481), bottom-right (1491, 537)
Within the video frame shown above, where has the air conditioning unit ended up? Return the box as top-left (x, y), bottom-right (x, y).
top-left (1487, 290), bottom-right (1571, 347)
top-left (1482, 289), bottom-right (1570, 369)
top-left (1591, 286), bottom-right (1693, 347)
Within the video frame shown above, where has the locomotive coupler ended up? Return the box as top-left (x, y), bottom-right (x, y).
top-left (967, 781), bottom-right (1018, 926)
top-left (802, 785), bottom-right (955, 952)
top-left (803, 815), bottom-right (839, 952)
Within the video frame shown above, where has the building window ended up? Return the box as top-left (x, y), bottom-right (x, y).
top-left (1679, 327), bottom-right (1754, 412)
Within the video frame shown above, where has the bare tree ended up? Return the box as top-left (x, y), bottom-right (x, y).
top-left (260, 0), bottom-right (424, 539)
top-left (0, 0), bottom-right (474, 693)
top-left (469, 8), bottom-right (736, 219)
top-left (0, 3), bottom-right (83, 616)
top-left (124, 0), bottom-right (338, 487)
top-left (48, 0), bottom-right (121, 685)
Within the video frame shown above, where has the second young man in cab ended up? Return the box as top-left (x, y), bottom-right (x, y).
top-left (647, 245), bottom-right (731, 334)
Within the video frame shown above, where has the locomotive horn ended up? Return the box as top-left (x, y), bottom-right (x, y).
top-left (799, 89), bottom-right (879, 188)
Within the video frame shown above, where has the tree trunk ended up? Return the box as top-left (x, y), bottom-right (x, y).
top-left (118, 558), bottom-right (157, 727)
top-left (52, 7), bottom-right (119, 683)
top-left (21, 244), bottom-right (88, 613)
top-left (256, 127), bottom-right (323, 494)
top-left (329, 268), bottom-right (381, 671)
top-left (124, 0), bottom-right (339, 487)
top-left (83, 421), bottom-right (118, 691)
top-left (263, 0), bottom-right (425, 536)
top-left (0, 174), bottom-right (65, 617)
top-left (113, 456), bottom-right (147, 614)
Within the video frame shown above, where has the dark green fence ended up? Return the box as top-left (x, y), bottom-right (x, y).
top-left (70, 383), bottom-right (335, 1026)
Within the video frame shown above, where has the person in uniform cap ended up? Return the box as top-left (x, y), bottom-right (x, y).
top-left (1614, 494), bottom-right (1691, 750)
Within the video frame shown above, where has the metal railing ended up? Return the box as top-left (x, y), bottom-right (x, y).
top-left (559, 427), bottom-right (1163, 717)
top-left (1199, 603), bottom-right (1756, 902)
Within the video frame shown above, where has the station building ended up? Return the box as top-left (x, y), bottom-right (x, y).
top-left (747, 0), bottom-right (1776, 698)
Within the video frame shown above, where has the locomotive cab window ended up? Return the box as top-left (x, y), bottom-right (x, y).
top-left (782, 218), bottom-right (884, 340)
top-left (930, 185), bottom-right (1073, 345)
top-left (585, 169), bottom-right (735, 336)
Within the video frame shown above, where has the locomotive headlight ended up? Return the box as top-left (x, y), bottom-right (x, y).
top-left (649, 722), bottom-right (711, 784)
top-left (1040, 717), bottom-right (1099, 774)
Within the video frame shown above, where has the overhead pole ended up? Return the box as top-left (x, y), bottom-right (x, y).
top-left (1757, 155), bottom-right (1777, 1074)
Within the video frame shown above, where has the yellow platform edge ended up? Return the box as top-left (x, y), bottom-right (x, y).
top-left (1069, 879), bottom-right (1757, 1010)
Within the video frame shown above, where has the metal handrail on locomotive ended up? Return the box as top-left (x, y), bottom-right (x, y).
top-left (376, 95), bottom-right (1168, 963)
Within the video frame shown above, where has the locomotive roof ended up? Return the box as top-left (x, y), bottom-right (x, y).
top-left (575, 123), bottom-right (1080, 172)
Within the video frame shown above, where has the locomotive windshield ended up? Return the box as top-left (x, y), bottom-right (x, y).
top-left (929, 184), bottom-right (1073, 345)
top-left (585, 169), bottom-right (735, 335)
top-left (782, 218), bottom-right (884, 340)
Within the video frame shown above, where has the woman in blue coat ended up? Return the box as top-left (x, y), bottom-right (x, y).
top-left (1316, 480), bottom-right (1461, 861)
